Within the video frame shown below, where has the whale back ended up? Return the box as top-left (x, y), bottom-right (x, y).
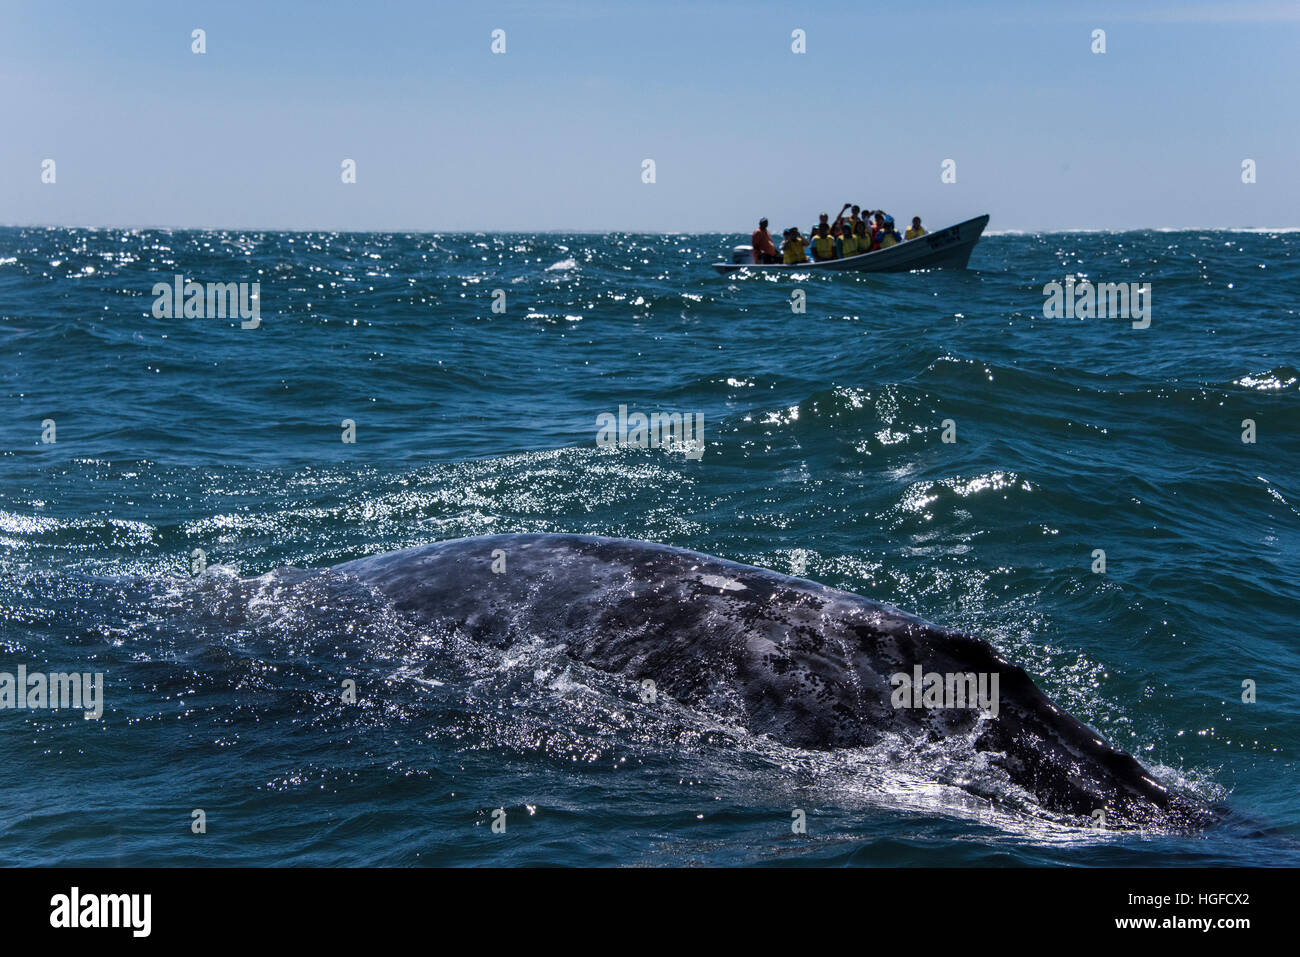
top-left (334, 533), bottom-right (1213, 829)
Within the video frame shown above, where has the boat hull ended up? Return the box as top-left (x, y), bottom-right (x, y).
top-left (711, 213), bottom-right (989, 275)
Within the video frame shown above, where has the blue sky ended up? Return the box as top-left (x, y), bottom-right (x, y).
top-left (2, 0), bottom-right (1297, 231)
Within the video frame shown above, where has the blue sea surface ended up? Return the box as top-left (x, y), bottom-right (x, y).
top-left (0, 226), bottom-right (1296, 865)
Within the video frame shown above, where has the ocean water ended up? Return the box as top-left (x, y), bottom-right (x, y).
top-left (0, 225), bottom-right (1297, 866)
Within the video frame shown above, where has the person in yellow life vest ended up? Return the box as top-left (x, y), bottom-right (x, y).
top-left (855, 219), bottom-right (874, 251)
top-left (839, 221), bottom-right (860, 258)
top-left (830, 221), bottom-right (845, 257)
top-left (905, 216), bottom-right (926, 241)
top-left (782, 227), bottom-right (809, 264)
top-left (878, 215), bottom-right (901, 248)
top-left (810, 223), bottom-right (836, 261)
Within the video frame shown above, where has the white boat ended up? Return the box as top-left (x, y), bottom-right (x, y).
top-left (711, 214), bottom-right (989, 275)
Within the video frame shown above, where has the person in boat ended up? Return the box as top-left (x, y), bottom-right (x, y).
top-left (751, 218), bottom-right (780, 264)
top-left (905, 216), bottom-right (926, 240)
top-left (815, 204), bottom-right (849, 239)
top-left (839, 219), bottom-right (861, 258)
top-left (878, 215), bottom-right (902, 248)
top-left (854, 218), bottom-right (874, 252)
top-left (810, 222), bottom-right (836, 261)
top-left (782, 227), bottom-right (809, 264)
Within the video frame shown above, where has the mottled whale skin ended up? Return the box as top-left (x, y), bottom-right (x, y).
top-left (334, 533), bottom-right (1212, 830)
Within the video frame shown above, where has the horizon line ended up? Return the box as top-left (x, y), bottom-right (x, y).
top-left (4, 222), bottom-right (1300, 236)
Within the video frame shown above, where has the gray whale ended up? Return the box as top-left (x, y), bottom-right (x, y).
top-left (334, 533), bottom-right (1213, 830)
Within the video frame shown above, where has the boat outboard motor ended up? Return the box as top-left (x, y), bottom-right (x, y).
top-left (731, 245), bottom-right (753, 264)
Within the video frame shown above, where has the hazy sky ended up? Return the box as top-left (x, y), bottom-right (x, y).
top-left (2, 0), bottom-right (1297, 232)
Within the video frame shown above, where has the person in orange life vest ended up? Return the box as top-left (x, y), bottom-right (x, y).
top-left (751, 218), bottom-right (780, 264)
